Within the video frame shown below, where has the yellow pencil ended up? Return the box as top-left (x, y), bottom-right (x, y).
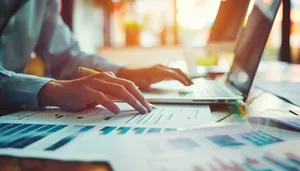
top-left (78, 67), bottom-right (157, 109)
top-left (78, 67), bottom-right (103, 75)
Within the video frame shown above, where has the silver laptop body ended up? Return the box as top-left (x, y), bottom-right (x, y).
top-left (144, 0), bottom-right (281, 105)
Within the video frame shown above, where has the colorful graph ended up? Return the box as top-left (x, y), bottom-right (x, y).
top-left (0, 122), bottom-right (291, 156)
top-left (286, 153), bottom-right (300, 166)
top-left (208, 135), bottom-right (245, 147)
top-left (168, 138), bottom-right (200, 149)
top-left (45, 126), bottom-right (94, 151)
top-left (0, 123), bottom-right (99, 151)
top-left (0, 123), bottom-right (67, 149)
top-left (0, 122), bottom-right (180, 152)
top-left (263, 155), bottom-right (300, 171)
top-left (240, 130), bottom-right (284, 146)
top-left (206, 130), bottom-right (284, 148)
top-left (99, 126), bottom-right (178, 135)
top-left (99, 126), bottom-right (117, 135)
top-left (151, 153), bottom-right (300, 171)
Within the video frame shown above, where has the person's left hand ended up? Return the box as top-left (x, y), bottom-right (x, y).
top-left (117, 65), bottom-right (193, 91)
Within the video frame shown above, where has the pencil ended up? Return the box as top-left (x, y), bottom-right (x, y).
top-left (268, 108), bottom-right (299, 116)
top-left (78, 67), bottom-right (102, 75)
top-left (78, 67), bottom-right (157, 109)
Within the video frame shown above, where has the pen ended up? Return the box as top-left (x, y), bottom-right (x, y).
top-left (78, 67), bottom-right (104, 75)
top-left (78, 67), bottom-right (157, 109)
top-left (267, 109), bottom-right (299, 116)
top-left (289, 110), bottom-right (299, 116)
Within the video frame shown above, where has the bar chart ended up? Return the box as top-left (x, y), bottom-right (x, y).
top-left (240, 130), bottom-right (284, 146)
top-left (0, 122), bottom-right (292, 155)
top-left (99, 126), bottom-right (179, 135)
top-left (0, 122), bottom-right (93, 151)
top-left (207, 135), bottom-right (245, 147)
top-left (0, 123), bottom-right (67, 149)
top-left (0, 122), bottom-right (180, 151)
top-left (161, 130), bottom-right (285, 153)
top-left (45, 126), bottom-right (94, 151)
top-left (149, 152), bottom-right (300, 171)
top-left (206, 130), bottom-right (284, 148)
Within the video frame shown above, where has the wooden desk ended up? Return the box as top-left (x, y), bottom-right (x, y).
top-left (0, 62), bottom-right (299, 171)
top-left (0, 157), bottom-right (111, 171)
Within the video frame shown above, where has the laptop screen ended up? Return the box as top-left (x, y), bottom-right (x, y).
top-left (208, 0), bottom-right (250, 43)
top-left (227, 0), bottom-right (281, 99)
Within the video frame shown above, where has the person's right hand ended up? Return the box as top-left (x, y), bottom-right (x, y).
top-left (38, 72), bottom-right (152, 114)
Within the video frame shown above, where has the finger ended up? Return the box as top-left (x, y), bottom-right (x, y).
top-left (86, 103), bottom-right (98, 108)
top-left (104, 77), bottom-right (152, 112)
top-left (172, 68), bottom-right (193, 85)
top-left (85, 72), bottom-right (112, 80)
top-left (87, 88), bottom-right (120, 114)
top-left (105, 71), bottom-right (116, 77)
top-left (158, 67), bottom-right (190, 86)
top-left (91, 79), bottom-right (148, 114)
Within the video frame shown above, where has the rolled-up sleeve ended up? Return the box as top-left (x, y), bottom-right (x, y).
top-left (35, 0), bottom-right (123, 80)
top-left (0, 67), bottom-right (52, 109)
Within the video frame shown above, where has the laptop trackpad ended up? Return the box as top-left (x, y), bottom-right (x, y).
top-left (143, 80), bottom-right (194, 97)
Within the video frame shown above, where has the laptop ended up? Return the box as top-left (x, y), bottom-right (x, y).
top-left (144, 0), bottom-right (281, 104)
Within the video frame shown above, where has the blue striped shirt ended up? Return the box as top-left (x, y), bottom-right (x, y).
top-left (0, 0), bottom-right (122, 109)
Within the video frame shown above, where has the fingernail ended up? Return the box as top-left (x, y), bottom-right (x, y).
top-left (137, 101), bottom-right (148, 114)
top-left (113, 106), bottom-right (121, 114)
top-left (144, 100), bottom-right (152, 112)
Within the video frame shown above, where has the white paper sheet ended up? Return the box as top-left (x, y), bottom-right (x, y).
top-left (256, 82), bottom-right (300, 107)
top-left (144, 141), bottom-right (300, 171)
top-left (248, 110), bottom-right (300, 131)
top-left (0, 102), bottom-right (212, 128)
top-left (93, 124), bottom-right (300, 171)
top-left (0, 103), bottom-right (212, 165)
top-left (1, 103), bottom-right (299, 171)
top-left (0, 120), bottom-right (299, 171)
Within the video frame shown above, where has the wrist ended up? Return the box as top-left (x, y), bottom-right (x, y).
top-left (116, 67), bottom-right (130, 78)
top-left (38, 80), bottom-right (59, 107)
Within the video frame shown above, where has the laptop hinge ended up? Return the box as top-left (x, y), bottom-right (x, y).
top-left (225, 82), bottom-right (243, 96)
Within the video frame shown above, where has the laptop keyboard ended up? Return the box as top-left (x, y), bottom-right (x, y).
top-left (179, 81), bottom-right (234, 97)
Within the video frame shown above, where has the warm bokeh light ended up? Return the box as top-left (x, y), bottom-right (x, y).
top-left (176, 0), bottom-right (220, 30)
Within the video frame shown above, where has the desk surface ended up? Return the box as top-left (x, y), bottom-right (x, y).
top-left (1, 61), bottom-right (299, 171)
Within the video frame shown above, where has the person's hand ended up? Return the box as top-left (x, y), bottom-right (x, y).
top-left (117, 65), bottom-right (193, 90)
top-left (38, 72), bottom-right (152, 113)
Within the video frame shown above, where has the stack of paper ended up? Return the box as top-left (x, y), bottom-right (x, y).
top-left (0, 103), bottom-right (213, 157)
top-left (0, 102), bottom-right (299, 170)
top-left (256, 82), bottom-right (300, 107)
top-left (248, 110), bottom-right (300, 131)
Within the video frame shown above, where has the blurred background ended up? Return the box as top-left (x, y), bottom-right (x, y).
top-left (58, 0), bottom-right (300, 69)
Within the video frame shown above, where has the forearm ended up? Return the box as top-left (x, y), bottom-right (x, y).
top-left (0, 73), bottom-right (52, 109)
top-left (53, 51), bottom-right (124, 80)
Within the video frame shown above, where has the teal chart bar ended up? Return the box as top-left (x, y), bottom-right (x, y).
top-left (132, 127), bottom-right (146, 134)
top-left (116, 127), bottom-right (131, 135)
top-left (153, 153), bottom-right (300, 171)
top-left (100, 126), bottom-right (117, 135)
top-left (147, 128), bottom-right (162, 133)
top-left (263, 156), bottom-right (299, 171)
top-left (240, 131), bottom-right (283, 146)
top-left (99, 126), bottom-right (178, 135)
top-left (45, 126), bottom-right (94, 151)
top-left (0, 123), bottom-right (67, 149)
top-left (168, 138), bottom-right (200, 150)
top-left (208, 135), bottom-right (244, 147)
